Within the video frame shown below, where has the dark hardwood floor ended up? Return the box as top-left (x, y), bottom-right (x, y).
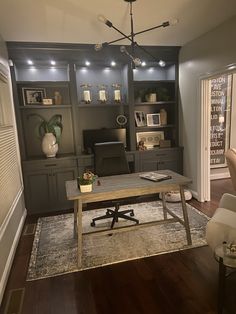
top-left (1, 179), bottom-right (236, 314)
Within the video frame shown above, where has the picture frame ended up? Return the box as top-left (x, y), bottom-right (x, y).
top-left (146, 113), bottom-right (161, 126)
top-left (22, 87), bottom-right (46, 105)
top-left (136, 131), bottom-right (164, 149)
top-left (134, 111), bottom-right (146, 127)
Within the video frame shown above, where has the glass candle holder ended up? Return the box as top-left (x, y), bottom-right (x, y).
top-left (112, 83), bottom-right (122, 103)
top-left (97, 84), bottom-right (108, 103)
top-left (81, 84), bottom-right (92, 104)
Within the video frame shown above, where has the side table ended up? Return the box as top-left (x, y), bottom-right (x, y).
top-left (214, 243), bottom-right (236, 314)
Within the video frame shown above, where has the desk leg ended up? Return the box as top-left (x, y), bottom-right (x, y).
top-left (73, 200), bottom-right (78, 238)
top-left (218, 257), bottom-right (226, 314)
top-left (179, 186), bottom-right (192, 245)
top-left (161, 192), bottom-right (168, 220)
top-left (77, 199), bottom-right (83, 269)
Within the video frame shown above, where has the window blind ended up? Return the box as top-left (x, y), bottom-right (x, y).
top-left (0, 61), bottom-right (22, 228)
top-left (0, 126), bottom-right (22, 227)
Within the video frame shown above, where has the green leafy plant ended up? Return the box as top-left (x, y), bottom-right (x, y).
top-left (28, 113), bottom-right (63, 143)
top-left (77, 170), bottom-right (97, 186)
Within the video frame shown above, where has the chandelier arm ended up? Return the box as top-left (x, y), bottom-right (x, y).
top-left (103, 36), bottom-right (131, 45)
top-left (133, 22), bottom-right (170, 37)
top-left (109, 24), bottom-right (135, 45)
top-left (134, 42), bottom-right (161, 63)
top-left (130, 1), bottom-right (135, 53)
top-left (104, 21), bottom-right (170, 46)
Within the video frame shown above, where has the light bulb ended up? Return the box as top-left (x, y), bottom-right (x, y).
top-left (134, 58), bottom-right (142, 66)
top-left (169, 18), bottom-right (179, 26)
top-left (111, 61), bottom-right (116, 66)
top-left (94, 43), bottom-right (103, 51)
top-left (141, 61), bottom-right (146, 67)
top-left (85, 61), bottom-right (90, 66)
top-left (120, 46), bottom-right (126, 53)
top-left (97, 14), bottom-right (107, 24)
top-left (159, 60), bottom-right (166, 67)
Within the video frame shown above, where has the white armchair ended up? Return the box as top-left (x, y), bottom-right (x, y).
top-left (206, 193), bottom-right (236, 250)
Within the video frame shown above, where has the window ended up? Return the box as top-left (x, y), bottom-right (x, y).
top-left (0, 63), bottom-right (22, 227)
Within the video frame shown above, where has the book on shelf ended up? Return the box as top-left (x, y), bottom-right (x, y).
top-left (139, 172), bottom-right (172, 182)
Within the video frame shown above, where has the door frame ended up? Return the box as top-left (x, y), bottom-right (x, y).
top-left (199, 66), bottom-right (236, 202)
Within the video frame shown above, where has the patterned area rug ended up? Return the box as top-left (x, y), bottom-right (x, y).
top-left (27, 201), bottom-right (209, 281)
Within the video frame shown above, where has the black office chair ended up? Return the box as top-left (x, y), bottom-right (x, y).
top-left (91, 141), bottom-right (139, 229)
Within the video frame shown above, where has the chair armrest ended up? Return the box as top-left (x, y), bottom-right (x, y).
top-left (219, 193), bottom-right (236, 212)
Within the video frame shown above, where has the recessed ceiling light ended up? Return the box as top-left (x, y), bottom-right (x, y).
top-left (85, 61), bottom-right (90, 66)
top-left (158, 60), bottom-right (166, 67)
top-left (51, 60), bottom-right (56, 65)
top-left (111, 61), bottom-right (116, 66)
top-left (27, 60), bottom-right (33, 65)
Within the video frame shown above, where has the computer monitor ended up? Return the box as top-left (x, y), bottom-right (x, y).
top-left (83, 128), bottom-right (127, 153)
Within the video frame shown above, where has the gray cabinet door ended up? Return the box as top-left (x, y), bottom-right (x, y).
top-left (24, 166), bottom-right (77, 214)
top-left (24, 170), bottom-right (52, 214)
top-left (53, 168), bottom-right (77, 210)
top-left (139, 148), bottom-right (183, 174)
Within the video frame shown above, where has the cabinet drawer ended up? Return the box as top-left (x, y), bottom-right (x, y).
top-left (23, 157), bottom-right (77, 172)
top-left (140, 149), bottom-right (180, 161)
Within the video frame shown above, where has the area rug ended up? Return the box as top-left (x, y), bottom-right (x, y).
top-left (27, 201), bottom-right (209, 281)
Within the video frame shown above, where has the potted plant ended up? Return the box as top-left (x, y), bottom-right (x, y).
top-left (77, 170), bottom-right (97, 193)
top-left (28, 113), bottom-right (63, 158)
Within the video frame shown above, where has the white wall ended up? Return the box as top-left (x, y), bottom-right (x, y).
top-left (0, 35), bottom-right (26, 304)
top-left (179, 15), bottom-right (236, 198)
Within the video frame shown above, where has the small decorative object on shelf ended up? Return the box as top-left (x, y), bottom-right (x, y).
top-left (147, 93), bottom-right (157, 102)
top-left (116, 114), bottom-right (127, 127)
top-left (146, 113), bottom-right (161, 126)
top-left (134, 111), bottom-right (146, 127)
top-left (27, 113), bottom-right (63, 158)
top-left (42, 98), bottom-right (53, 105)
top-left (22, 87), bottom-right (46, 105)
top-left (54, 91), bottom-right (62, 105)
top-left (112, 83), bottom-right (122, 103)
top-left (77, 170), bottom-right (97, 193)
top-left (81, 84), bottom-right (92, 104)
top-left (160, 108), bottom-right (167, 125)
top-left (137, 140), bottom-right (147, 151)
top-left (97, 84), bottom-right (108, 103)
top-left (42, 133), bottom-right (58, 158)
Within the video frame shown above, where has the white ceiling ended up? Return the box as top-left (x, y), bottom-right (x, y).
top-left (0, 0), bottom-right (236, 46)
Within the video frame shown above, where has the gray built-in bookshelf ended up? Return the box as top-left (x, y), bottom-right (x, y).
top-left (8, 42), bottom-right (183, 214)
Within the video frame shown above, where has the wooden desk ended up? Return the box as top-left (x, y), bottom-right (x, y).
top-left (66, 170), bottom-right (192, 269)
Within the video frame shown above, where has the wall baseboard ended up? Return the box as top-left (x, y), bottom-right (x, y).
top-left (210, 172), bottom-right (230, 181)
top-left (191, 190), bottom-right (199, 201)
top-left (0, 208), bottom-right (26, 305)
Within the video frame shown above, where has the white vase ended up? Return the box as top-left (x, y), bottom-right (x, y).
top-left (42, 133), bottom-right (58, 158)
top-left (80, 184), bottom-right (92, 193)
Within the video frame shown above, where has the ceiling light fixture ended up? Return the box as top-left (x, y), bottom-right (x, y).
top-left (95, 0), bottom-right (178, 67)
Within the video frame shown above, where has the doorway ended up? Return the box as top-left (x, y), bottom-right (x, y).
top-left (200, 71), bottom-right (236, 202)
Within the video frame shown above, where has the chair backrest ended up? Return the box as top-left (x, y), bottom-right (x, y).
top-left (94, 141), bottom-right (130, 177)
top-left (225, 148), bottom-right (236, 191)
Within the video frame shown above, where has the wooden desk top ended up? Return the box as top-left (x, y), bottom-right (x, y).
top-left (66, 170), bottom-right (192, 204)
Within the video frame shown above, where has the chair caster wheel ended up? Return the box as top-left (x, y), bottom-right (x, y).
top-left (130, 211), bottom-right (134, 217)
top-left (91, 221), bottom-right (95, 227)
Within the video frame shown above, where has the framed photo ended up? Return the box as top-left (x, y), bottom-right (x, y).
top-left (136, 131), bottom-right (164, 149)
top-left (134, 111), bottom-right (146, 127)
top-left (22, 88), bottom-right (46, 105)
top-left (146, 113), bottom-right (161, 126)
